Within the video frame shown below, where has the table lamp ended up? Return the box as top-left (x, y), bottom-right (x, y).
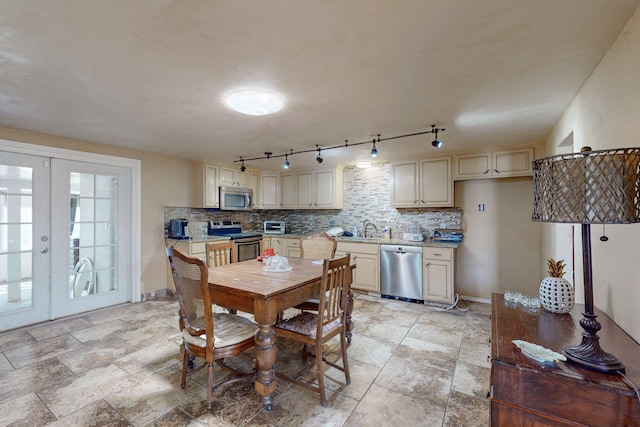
top-left (532, 146), bottom-right (640, 373)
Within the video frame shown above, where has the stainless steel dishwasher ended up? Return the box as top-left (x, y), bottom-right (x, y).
top-left (380, 244), bottom-right (423, 302)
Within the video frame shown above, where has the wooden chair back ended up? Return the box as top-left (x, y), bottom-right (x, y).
top-left (300, 232), bottom-right (337, 260)
top-left (317, 253), bottom-right (351, 336)
top-left (166, 246), bottom-right (214, 350)
top-left (206, 241), bottom-right (236, 267)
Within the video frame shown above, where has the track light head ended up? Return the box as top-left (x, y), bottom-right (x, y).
top-left (371, 138), bottom-right (378, 157)
top-left (283, 154), bottom-right (290, 169)
top-left (430, 125), bottom-right (445, 149)
top-left (240, 158), bottom-right (246, 172)
top-left (316, 145), bottom-right (323, 164)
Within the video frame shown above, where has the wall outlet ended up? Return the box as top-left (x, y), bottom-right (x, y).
top-left (329, 220), bottom-right (335, 227)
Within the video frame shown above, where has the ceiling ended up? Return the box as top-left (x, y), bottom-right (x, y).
top-left (1, 1), bottom-right (639, 170)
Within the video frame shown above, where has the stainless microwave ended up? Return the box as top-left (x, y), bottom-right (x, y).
top-left (219, 186), bottom-right (253, 211)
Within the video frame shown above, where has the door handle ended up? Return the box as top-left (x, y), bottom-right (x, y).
top-left (40, 246), bottom-right (49, 253)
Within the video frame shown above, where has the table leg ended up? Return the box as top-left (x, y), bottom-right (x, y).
top-left (254, 323), bottom-right (277, 410)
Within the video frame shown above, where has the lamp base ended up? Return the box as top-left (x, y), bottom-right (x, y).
top-left (563, 312), bottom-right (625, 374)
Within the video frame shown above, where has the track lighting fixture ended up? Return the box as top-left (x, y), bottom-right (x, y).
top-left (240, 158), bottom-right (246, 172)
top-left (430, 124), bottom-right (445, 148)
top-left (233, 124), bottom-right (446, 166)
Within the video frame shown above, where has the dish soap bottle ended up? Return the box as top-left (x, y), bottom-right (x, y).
top-left (384, 226), bottom-right (391, 240)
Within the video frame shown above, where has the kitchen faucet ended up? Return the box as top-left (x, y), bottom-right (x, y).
top-left (363, 219), bottom-right (378, 238)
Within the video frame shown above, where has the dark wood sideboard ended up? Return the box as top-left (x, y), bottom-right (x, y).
top-left (490, 293), bottom-right (640, 426)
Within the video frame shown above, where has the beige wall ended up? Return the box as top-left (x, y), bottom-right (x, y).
top-left (0, 126), bottom-right (193, 297)
top-left (455, 177), bottom-right (541, 299)
top-left (543, 9), bottom-right (640, 342)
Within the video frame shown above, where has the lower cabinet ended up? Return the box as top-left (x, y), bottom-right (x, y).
top-left (423, 247), bottom-right (454, 304)
top-left (171, 239), bottom-right (229, 260)
top-left (336, 242), bottom-right (380, 293)
top-left (269, 237), bottom-right (300, 258)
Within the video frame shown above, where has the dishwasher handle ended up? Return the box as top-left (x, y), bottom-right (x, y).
top-left (380, 244), bottom-right (422, 254)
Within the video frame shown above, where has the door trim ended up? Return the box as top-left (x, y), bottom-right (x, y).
top-left (0, 138), bottom-right (142, 303)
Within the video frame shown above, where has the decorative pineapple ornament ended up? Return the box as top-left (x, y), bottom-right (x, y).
top-left (539, 259), bottom-right (574, 314)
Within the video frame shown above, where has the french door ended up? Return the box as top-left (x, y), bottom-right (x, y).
top-left (0, 152), bottom-right (133, 330)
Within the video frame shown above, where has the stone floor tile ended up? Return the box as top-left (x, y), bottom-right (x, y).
top-left (105, 365), bottom-right (202, 426)
top-left (26, 317), bottom-right (93, 341)
top-left (147, 407), bottom-right (206, 427)
top-left (0, 357), bottom-right (76, 404)
top-left (395, 335), bottom-right (460, 372)
top-left (70, 319), bottom-right (130, 344)
top-left (343, 333), bottom-right (396, 368)
top-left (45, 400), bottom-right (131, 427)
top-left (375, 352), bottom-right (454, 406)
top-left (450, 360), bottom-right (491, 399)
top-left (0, 392), bottom-right (56, 426)
top-left (406, 321), bottom-right (464, 350)
top-left (39, 364), bottom-right (137, 418)
top-left (0, 329), bottom-right (36, 352)
top-left (443, 390), bottom-right (490, 427)
top-left (344, 383), bottom-right (445, 426)
top-left (57, 337), bottom-right (137, 375)
top-left (3, 334), bottom-right (86, 369)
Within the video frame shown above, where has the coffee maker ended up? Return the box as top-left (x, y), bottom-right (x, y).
top-left (169, 219), bottom-right (188, 239)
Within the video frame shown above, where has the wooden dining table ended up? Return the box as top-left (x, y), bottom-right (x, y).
top-left (207, 256), bottom-right (354, 410)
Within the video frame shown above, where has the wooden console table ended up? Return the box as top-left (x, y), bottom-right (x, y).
top-left (490, 293), bottom-right (640, 426)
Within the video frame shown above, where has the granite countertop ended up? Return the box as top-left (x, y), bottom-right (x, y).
top-left (264, 233), bottom-right (459, 249)
top-left (166, 236), bottom-right (231, 243)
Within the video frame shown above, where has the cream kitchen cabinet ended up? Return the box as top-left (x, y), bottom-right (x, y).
top-left (172, 239), bottom-right (230, 260)
top-left (390, 157), bottom-right (453, 207)
top-left (294, 167), bottom-right (344, 209)
top-left (280, 173), bottom-right (295, 208)
top-left (259, 173), bottom-right (279, 209)
top-left (275, 237), bottom-right (300, 258)
top-left (193, 161), bottom-right (219, 208)
top-left (219, 166), bottom-right (249, 187)
top-left (453, 147), bottom-right (534, 180)
top-left (422, 247), bottom-right (454, 304)
top-left (336, 242), bottom-right (380, 293)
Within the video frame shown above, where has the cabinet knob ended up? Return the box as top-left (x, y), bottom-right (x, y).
top-left (483, 169), bottom-right (490, 175)
top-left (493, 169), bottom-right (500, 174)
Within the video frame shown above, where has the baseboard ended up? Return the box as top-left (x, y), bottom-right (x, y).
top-left (459, 295), bottom-right (492, 304)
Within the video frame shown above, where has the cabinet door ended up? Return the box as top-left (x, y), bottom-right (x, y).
top-left (492, 148), bottom-right (533, 177)
top-left (390, 161), bottom-right (419, 207)
top-left (219, 167), bottom-right (235, 186)
top-left (352, 253), bottom-right (379, 293)
top-left (423, 260), bottom-right (452, 303)
top-left (420, 157), bottom-right (452, 207)
top-left (453, 153), bottom-right (491, 180)
top-left (249, 172), bottom-right (259, 207)
top-left (296, 172), bottom-right (314, 208)
top-left (260, 174), bottom-right (279, 209)
top-left (314, 170), bottom-right (335, 208)
top-left (270, 238), bottom-right (282, 254)
top-left (280, 173), bottom-right (295, 208)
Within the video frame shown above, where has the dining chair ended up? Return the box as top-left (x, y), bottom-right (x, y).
top-left (205, 241), bottom-right (236, 267)
top-left (166, 246), bottom-right (258, 410)
top-left (295, 232), bottom-right (338, 313)
top-left (206, 241), bottom-right (238, 314)
top-left (274, 253), bottom-right (352, 406)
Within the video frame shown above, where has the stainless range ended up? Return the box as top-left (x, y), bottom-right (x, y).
top-left (208, 221), bottom-right (262, 262)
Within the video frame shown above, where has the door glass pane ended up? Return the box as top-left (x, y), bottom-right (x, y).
top-left (69, 173), bottom-right (118, 299)
top-left (0, 166), bottom-right (34, 312)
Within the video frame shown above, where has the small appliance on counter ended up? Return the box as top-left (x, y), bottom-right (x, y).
top-left (402, 225), bottom-right (424, 242)
top-left (263, 221), bottom-right (286, 235)
top-left (432, 229), bottom-right (463, 242)
top-left (326, 227), bottom-right (345, 237)
top-left (169, 219), bottom-right (189, 239)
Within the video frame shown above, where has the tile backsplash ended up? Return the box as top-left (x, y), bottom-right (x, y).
top-left (165, 163), bottom-right (461, 238)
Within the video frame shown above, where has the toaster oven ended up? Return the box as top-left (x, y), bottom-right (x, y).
top-left (264, 221), bottom-right (286, 235)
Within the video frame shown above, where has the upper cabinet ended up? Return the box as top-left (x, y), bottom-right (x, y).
top-left (391, 157), bottom-right (453, 208)
top-left (280, 173), bottom-right (295, 209)
top-left (193, 161), bottom-right (219, 208)
top-left (258, 173), bottom-right (279, 209)
top-left (219, 167), bottom-right (249, 187)
top-left (295, 167), bottom-right (343, 209)
top-left (453, 147), bottom-right (535, 180)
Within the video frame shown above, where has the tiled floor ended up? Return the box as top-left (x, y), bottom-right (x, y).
top-left (0, 293), bottom-right (492, 426)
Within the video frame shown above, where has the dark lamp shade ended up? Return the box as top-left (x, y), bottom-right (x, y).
top-left (532, 147), bottom-right (640, 224)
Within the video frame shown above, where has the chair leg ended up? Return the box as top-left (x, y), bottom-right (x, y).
top-left (181, 345), bottom-right (189, 389)
top-left (316, 340), bottom-right (327, 406)
top-left (207, 363), bottom-right (214, 410)
top-left (340, 332), bottom-right (351, 385)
